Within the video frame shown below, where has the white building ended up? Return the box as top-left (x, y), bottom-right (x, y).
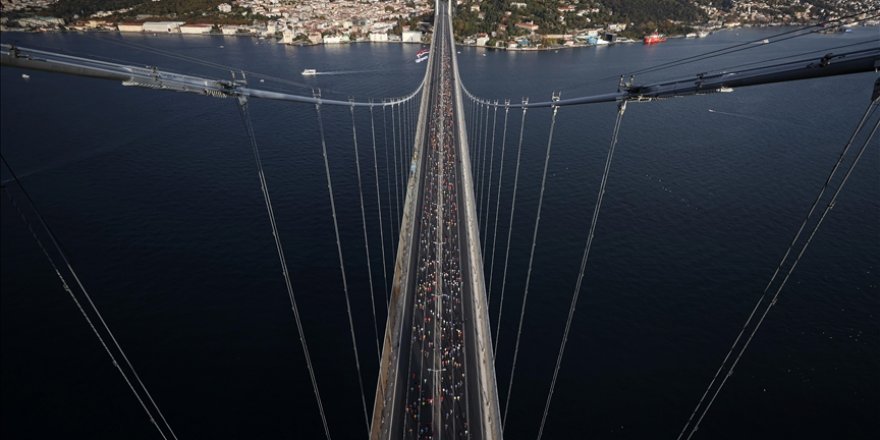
top-left (180, 24), bottom-right (213, 34)
top-left (369, 32), bottom-right (389, 42)
top-left (402, 30), bottom-right (422, 43)
top-left (221, 25), bottom-right (245, 35)
top-left (323, 34), bottom-right (350, 44)
top-left (281, 29), bottom-right (295, 44)
top-left (117, 22), bottom-right (143, 33)
top-left (142, 21), bottom-right (184, 33)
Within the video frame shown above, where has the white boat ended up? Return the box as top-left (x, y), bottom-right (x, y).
top-left (301, 69), bottom-right (317, 76)
top-left (697, 31), bottom-right (710, 38)
top-left (415, 55), bottom-right (428, 63)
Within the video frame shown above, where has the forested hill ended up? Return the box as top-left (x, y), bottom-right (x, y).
top-left (453, 0), bottom-right (721, 39)
top-left (43, 0), bottom-right (259, 25)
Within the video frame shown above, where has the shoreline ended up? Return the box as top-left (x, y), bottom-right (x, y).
top-left (1, 23), bottom-right (873, 52)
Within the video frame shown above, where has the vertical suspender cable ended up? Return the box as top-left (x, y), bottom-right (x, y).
top-left (680, 99), bottom-right (880, 440)
top-left (370, 103), bottom-right (391, 307)
top-left (407, 98), bottom-right (412, 160)
top-left (404, 98), bottom-right (409, 159)
top-left (473, 102), bottom-right (483, 177)
top-left (236, 96), bottom-right (331, 439)
top-left (406, 98), bottom-right (411, 166)
top-left (470, 99), bottom-right (478, 165)
top-left (478, 100), bottom-right (491, 221)
top-left (495, 100), bottom-right (529, 353)
top-left (411, 96), bottom-right (417, 153)
top-left (398, 101), bottom-right (406, 197)
top-left (391, 102), bottom-right (402, 234)
top-left (479, 101), bottom-right (486, 173)
top-left (474, 102), bottom-right (483, 203)
top-left (487, 101), bottom-right (511, 305)
top-left (349, 101), bottom-right (382, 359)
top-left (1, 157), bottom-right (178, 440)
top-left (401, 100), bottom-right (407, 169)
top-left (382, 101), bottom-right (396, 258)
top-left (481, 101), bottom-right (499, 255)
top-left (313, 92), bottom-right (370, 434)
top-left (503, 94), bottom-right (561, 429)
top-left (536, 100), bottom-right (628, 440)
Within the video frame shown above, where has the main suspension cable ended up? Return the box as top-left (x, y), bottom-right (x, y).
top-left (536, 100), bottom-right (628, 440)
top-left (626, 9), bottom-right (879, 78)
top-left (313, 91), bottom-right (370, 434)
top-left (1, 155), bottom-right (179, 440)
top-left (502, 94), bottom-right (561, 428)
top-left (487, 101), bottom-right (511, 305)
top-left (678, 97), bottom-right (880, 440)
top-left (350, 102), bottom-right (382, 360)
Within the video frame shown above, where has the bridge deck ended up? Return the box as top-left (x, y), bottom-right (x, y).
top-left (371, 3), bottom-right (501, 439)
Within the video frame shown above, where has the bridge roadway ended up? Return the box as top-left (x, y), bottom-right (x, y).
top-left (371, 2), bottom-right (501, 439)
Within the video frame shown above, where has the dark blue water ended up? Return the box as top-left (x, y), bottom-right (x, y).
top-left (1, 28), bottom-right (878, 439)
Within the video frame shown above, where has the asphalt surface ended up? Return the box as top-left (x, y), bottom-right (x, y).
top-left (385, 4), bottom-right (485, 439)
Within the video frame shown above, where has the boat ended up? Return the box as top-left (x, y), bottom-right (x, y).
top-left (416, 48), bottom-right (430, 57)
top-left (301, 69), bottom-right (317, 76)
top-left (685, 32), bottom-right (697, 38)
top-left (415, 55), bottom-right (428, 63)
top-left (697, 30), bottom-right (710, 38)
top-left (587, 35), bottom-right (609, 46)
top-left (21, 74), bottom-right (30, 81)
top-left (644, 32), bottom-right (667, 44)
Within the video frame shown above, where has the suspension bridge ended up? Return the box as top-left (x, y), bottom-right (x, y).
top-left (1, 1), bottom-right (879, 439)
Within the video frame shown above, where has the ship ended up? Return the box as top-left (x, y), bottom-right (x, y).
top-left (644, 32), bottom-right (667, 44)
top-left (415, 47), bottom-right (430, 63)
top-left (301, 69), bottom-right (317, 76)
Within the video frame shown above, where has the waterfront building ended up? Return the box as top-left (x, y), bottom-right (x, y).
top-left (117, 22), bottom-right (144, 33)
top-left (402, 30), bottom-right (422, 43)
top-left (142, 21), bottom-right (185, 33)
top-left (180, 24), bottom-right (213, 35)
top-left (369, 32), bottom-right (389, 42)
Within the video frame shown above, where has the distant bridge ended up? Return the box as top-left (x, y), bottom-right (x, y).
top-left (1, 1), bottom-right (878, 439)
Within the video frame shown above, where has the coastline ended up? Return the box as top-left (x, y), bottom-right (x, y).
top-left (1, 22), bottom-right (874, 51)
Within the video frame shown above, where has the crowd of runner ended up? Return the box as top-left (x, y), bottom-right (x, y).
top-left (401, 28), bottom-right (471, 440)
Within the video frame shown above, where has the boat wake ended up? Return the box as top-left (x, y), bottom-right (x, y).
top-left (707, 108), bottom-right (765, 122)
top-left (708, 109), bottom-right (811, 127)
top-left (313, 69), bottom-right (379, 75)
